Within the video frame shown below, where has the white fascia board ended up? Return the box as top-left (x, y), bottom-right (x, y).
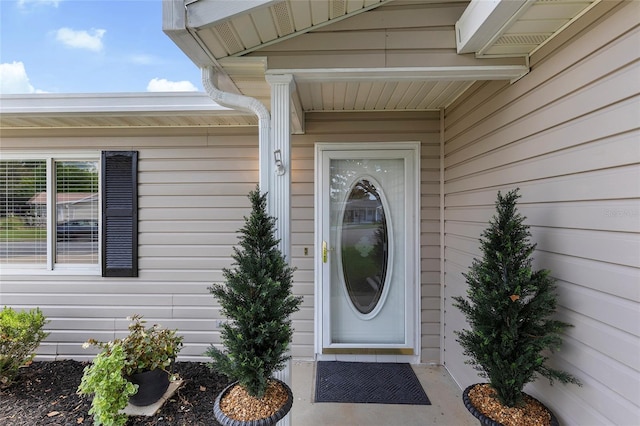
top-left (186, 0), bottom-right (279, 30)
top-left (163, 0), bottom-right (241, 94)
top-left (269, 65), bottom-right (530, 82)
top-left (456, 0), bottom-right (531, 54)
top-left (0, 92), bottom-right (246, 116)
top-left (162, 0), bottom-right (218, 67)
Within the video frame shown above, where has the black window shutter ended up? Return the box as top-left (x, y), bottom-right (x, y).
top-left (101, 151), bottom-right (138, 277)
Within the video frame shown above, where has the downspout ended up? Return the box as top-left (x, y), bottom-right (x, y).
top-left (201, 66), bottom-right (292, 426)
top-left (201, 66), bottom-right (271, 190)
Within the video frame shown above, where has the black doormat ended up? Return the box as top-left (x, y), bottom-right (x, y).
top-left (314, 361), bottom-right (430, 405)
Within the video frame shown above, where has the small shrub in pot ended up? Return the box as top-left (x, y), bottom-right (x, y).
top-left (78, 315), bottom-right (183, 425)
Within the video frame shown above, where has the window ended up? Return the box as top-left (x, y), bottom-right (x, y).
top-left (1, 151), bottom-right (137, 276)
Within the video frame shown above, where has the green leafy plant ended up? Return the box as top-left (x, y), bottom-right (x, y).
top-left (0, 306), bottom-right (49, 387)
top-left (452, 189), bottom-right (580, 408)
top-left (85, 315), bottom-right (183, 377)
top-left (77, 315), bottom-right (183, 425)
top-left (77, 342), bottom-right (136, 426)
top-left (207, 186), bottom-right (303, 398)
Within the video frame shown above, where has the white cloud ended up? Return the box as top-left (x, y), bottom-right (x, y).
top-left (147, 78), bottom-right (198, 92)
top-left (18, 0), bottom-right (60, 8)
top-left (128, 54), bottom-right (156, 65)
top-left (55, 27), bottom-right (105, 52)
top-left (0, 61), bottom-right (44, 94)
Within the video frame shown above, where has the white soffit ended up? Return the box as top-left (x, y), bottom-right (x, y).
top-left (456, 0), bottom-right (600, 57)
top-left (273, 66), bottom-right (530, 82)
top-left (185, 0), bottom-right (393, 59)
top-left (274, 67), bottom-right (530, 112)
top-left (0, 92), bottom-right (257, 129)
top-left (186, 0), bottom-right (281, 29)
top-left (456, 0), bottom-right (532, 54)
top-left (160, 0), bottom-right (603, 120)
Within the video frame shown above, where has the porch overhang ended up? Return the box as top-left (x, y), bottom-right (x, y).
top-left (163, 0), bottom-right (599, 135)
top-left (0, 92), bottom-right (257, 129)
top-left (456, 0), bottom-right (600, 57)
top-left (456, 0), bottom-right (533, 55)
top-left (271, 65), bottom-right (529, 83)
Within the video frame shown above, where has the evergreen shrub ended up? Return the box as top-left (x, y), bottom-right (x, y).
top-left (453, 189), bottom-right (580, 407)
top-left (0, 306), bottom-right (49, 386)
top-left (207, 187), bottom-right (303, 398)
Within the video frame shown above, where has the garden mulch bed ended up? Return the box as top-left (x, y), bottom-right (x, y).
top-left (0, 360), bottom-right (231, 426)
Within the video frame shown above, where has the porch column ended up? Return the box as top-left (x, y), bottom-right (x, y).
top-left (265, 74), bottom-right (293, 258)
top-left (266, 73), bottom-right (293, 426)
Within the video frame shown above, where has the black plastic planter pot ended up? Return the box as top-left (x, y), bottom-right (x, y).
top-left (213, 379), bottom-right (293, 426)
top-left (127, 369), bottom-right (170, 406)
top-left (462, 384), bottom-right (560, 426)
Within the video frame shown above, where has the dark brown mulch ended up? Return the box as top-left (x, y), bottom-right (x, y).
top-left (0, 360), bottom-right (231, 426)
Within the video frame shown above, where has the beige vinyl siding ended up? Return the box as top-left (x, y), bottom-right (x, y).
top-left (442, 2), bottom-right (640, 425)
top-left (0, 130), bottom-right (260, 361)
top-left (293, 111), bottom-right (442, 362)
top-left (1, 111), bottom-right (441, 362)
top-left (251, 2), bottom-right (522, 71)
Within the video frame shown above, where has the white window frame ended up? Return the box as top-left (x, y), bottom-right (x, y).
top-left (0, 151), bottom-right (101, 275)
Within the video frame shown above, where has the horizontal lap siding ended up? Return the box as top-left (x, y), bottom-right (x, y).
top-left (442, 2), bottom-right (640, 425)
top-left (290, 140), bottom-right (315, 360)
top-left (1, 112), bottom-right (441, 363)
top-left (254, 2), bottom-right (521, 71)
top-left (298, 111), bottom-right (441, 362)
top-left (1, 132), bottom-right (260, 361)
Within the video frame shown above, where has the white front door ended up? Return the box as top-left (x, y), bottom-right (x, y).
top-left (315, 143), bottom-right (420, 358)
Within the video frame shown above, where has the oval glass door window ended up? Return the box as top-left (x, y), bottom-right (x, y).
top-left (340, 179), bottom-right (389, 315)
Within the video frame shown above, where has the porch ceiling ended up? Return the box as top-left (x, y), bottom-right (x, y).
top-left (175, 0), bottom-right (598, 62)
top-left (165, 0), bottom-right (599, 119)
top-left (0, 0), bottom-right (599, 130)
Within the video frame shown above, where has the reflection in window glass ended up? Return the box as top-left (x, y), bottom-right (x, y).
top-left (341, 179), bottom-right (388, 314)
top-left (0, 158), bottom-right (99, 268)
top-left (55, 161), bottom-right (99, 264)
top-left (0, 161), bottom-right (47, 264)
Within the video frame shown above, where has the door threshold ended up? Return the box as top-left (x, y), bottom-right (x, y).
top-left (322, 348), bottom-right (414, 355)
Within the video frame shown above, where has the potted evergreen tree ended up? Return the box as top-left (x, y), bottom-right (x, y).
top-left (207, 186), bottom-right (303, 426)
top-left (453, 189), bottom-right (580, 426)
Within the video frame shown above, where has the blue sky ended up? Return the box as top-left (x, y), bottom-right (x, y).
top-left (0, 0), bottom-right (203, 94)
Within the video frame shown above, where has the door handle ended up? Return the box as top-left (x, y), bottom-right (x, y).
top-left (322, 241), bottom-right (335, 263)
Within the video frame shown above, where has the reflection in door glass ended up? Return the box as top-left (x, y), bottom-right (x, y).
top-left (341, 179), bottom-right (388, 314)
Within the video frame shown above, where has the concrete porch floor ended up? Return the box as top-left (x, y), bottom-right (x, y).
top-left (290, 361), bottom-right (478, 426)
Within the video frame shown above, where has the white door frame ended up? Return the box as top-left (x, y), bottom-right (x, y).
top-left (314, 142), bottom-right (421, 362)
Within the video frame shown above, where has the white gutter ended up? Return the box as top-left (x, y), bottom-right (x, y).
top-left (0, 92), bottom-right (238, 115)
top-left (202, 65), bottom-right (292, 426)
top-left (201, 66), bottom-right (271, 190)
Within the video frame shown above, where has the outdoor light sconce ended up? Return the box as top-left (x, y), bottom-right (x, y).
top-left (274, 149), bottom-right (285, 176)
